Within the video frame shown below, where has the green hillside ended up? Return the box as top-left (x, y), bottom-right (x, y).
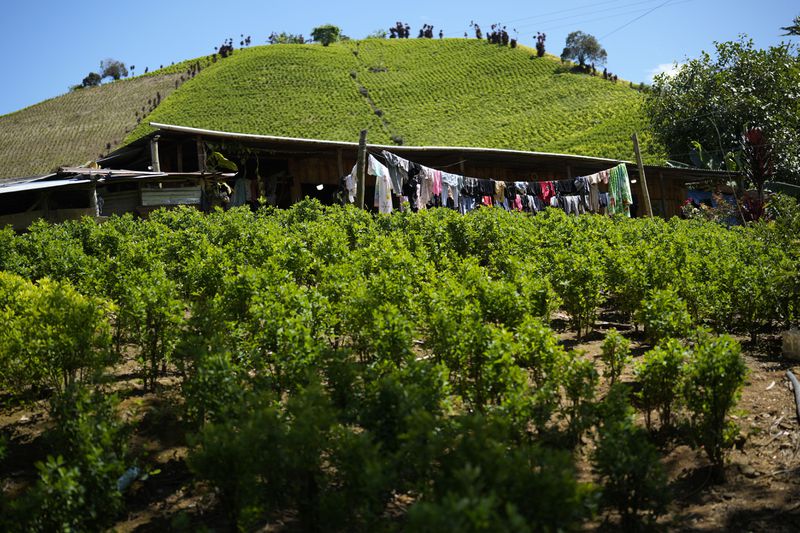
top-left (129, 40), bottom-right (662, 162)
top-left (0, 73), bottom-right (182, 178)
top-left (1, 39), bottom-right (664, 180)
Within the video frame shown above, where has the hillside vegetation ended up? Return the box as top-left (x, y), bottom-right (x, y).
top-left (0, 73), bottom-right (181, 179)
top-left (1, 39), bottom-right (662, 179)
top-left (128, 39), bottom-right (661, 162)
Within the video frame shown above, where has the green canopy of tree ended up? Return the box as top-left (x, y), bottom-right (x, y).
top-left (311, 24), bottom-right (342, 46)
top-left (100, 58), bottom-right (128, 81)
top-left (782, 15), bottom-right (800, 36)
top-left (82, 72), bottom-right (101, 88)
top-left (644, 38), bottom-right (800, 184)
top-left (560, 31), bottom-right (607, 67)
top-left (268, 32), bottom-right (305, 44)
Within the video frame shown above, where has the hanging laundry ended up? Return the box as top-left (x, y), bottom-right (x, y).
top-left (382, 150), bottom-right (409, 195)
top-left (513, 195), bottom-right (523, 211)
top-left (462, 177), bottom-right (479, 198)
top-left (570, 176), bottom-right (590, 213)
top-left (442, 172), bottom-right (462, 208)
top-left (556, 178), bottom-right (577, 195)
top-left (368, 153), bottom-right (389, 180)
top-left (608, 163), bottom-right (633, 217)
top-left (588, 180), bottom-right (600, 213)
top-left (599, 192), bottom-right (610, 211)
top-left (459, 195), bottom-right (478, 214)
top-left (344, 163), bottom-right (358, 203)
top-left (405, 162), bottom-right (422, 211)
top-left (478, 178), bottom-right (495, 197)
top-left (370, 155), bottom-right (393, 214)
top-left (418, 166), bottom-right (435, 209)
top-left (432, 169), bottom-right (442, 197)
top-left (529, 194), bottom-right (544, 212)
top-left (231, 177), bottom-right (251, 207)
top-left (539, 181), bottom-right (557, 205)
top-left (494, 180), bottom-right (506, 204)
top-left (587, 169), bottom-right (610, 185)
top-left (573, 176), bottom-right (589, 196)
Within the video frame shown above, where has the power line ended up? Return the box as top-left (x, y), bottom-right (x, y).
top-left (600, 0), bottom-right (678, 39)
top-left (515, 1), bottom-right (692, 33)
top-left (510, 0), bottom-right (669, 30)
top-left (501, 0), bottom-right (644, 25)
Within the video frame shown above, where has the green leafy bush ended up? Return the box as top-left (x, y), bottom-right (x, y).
top-left (552, 246), bottom-right (605, 338)
top-left (600, 328), bottom-right (631, 384)
top-left (189, 380), bottom-right (394, 530)
top-left (408, 412), bottom-right (594, 532)
top-left (635, 338), bottom-right (686, 429)
top-left (182, 351), bottom-right (248, 427)
top-left (15, 386), bottom-right (127, 531)
top-left (561, 355), bottom-right (599, 446)
top-left (593, 385), bottom-right (669, 527)
top-left (682, 331), bottom-right (747, 477)
top-left (0, 274), bottom-right (114, 397)
top-left (635, 287), bottom-right (693, 344)
top-left (1, 200), bottom-right (796, 530)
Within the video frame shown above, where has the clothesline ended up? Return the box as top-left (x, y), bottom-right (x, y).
top-left (366, 149), bottom-right (468, 170)
top-left (343, 150), bottom-right (634, 218)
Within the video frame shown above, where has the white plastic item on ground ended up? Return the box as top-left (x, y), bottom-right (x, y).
top-left (117, 466), bottom-right (141, 492)
top-left (783, 329), bottom-right (800, 360)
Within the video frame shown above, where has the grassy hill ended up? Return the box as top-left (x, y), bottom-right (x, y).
top-left (128, 39), bottom-right (662, 162)
top-left (0, 73), bottom-right (181, 179)
top-left (1, 39), bottom-right (664, 179)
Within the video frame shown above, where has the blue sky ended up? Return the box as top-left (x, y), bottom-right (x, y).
top-left (0, 0), bottom-right (796, 116)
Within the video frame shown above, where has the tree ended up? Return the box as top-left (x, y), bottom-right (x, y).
top-left (644, 38), bottom-right (800, 184)
top-left (311, 24), bottom-right (341, 46)
top-left (536, 32), bottom-right (546, 57)
top-left (269, 32), bottom-right (305, 44)
top-left (81, 72), bottom-right (101, 88)
top-left (782, 15), bottom-right (800, 36)
top-left (100, 58), bottom-right (128, 80)
top-left (560, 31), bottom-right (606, 67)
top-left (366, 29), bottom-right (387, 39)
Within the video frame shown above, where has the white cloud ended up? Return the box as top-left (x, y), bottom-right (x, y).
top-left (647, 62), bottom-right (684, 81)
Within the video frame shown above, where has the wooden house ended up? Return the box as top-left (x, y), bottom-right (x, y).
top-left (0, 122), bottom-right (740, 230)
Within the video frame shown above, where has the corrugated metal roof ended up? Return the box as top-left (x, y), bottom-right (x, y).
top-left (0, 178), bottom-right (92, 195)
top-left (148, 122), bottom-right (629, 165)
top-left (0, 174), bottom-right (60, 186)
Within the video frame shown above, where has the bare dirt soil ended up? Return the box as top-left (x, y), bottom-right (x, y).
top-left (2, 317), bottom-right (800, 531)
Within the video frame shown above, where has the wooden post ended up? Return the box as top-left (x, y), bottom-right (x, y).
top-left (337, 149), bottom-right (344, 178)
top-left (355, 129), bottom-right (367, 209)
top-left (631, 132), bottom-right (653, 217)
top-left (196, 136), bottom-right (207, 172)
top-left (566, 164), bottom-right (572, 179)
top-left (149, 135), bottom-right (161, 172)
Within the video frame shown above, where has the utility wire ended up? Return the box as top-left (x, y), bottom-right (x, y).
top-left (600, 0), bottom-right (677, 39)
top-left (515, 1), bottom-right (692, 33)
top-left (510, 0), bottom-right (671, 30)
top-left (501, 0), bottom-right (647, 25)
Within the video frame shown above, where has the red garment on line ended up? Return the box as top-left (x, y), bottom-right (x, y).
top-left (539, 181), bottom-right (556, 205)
